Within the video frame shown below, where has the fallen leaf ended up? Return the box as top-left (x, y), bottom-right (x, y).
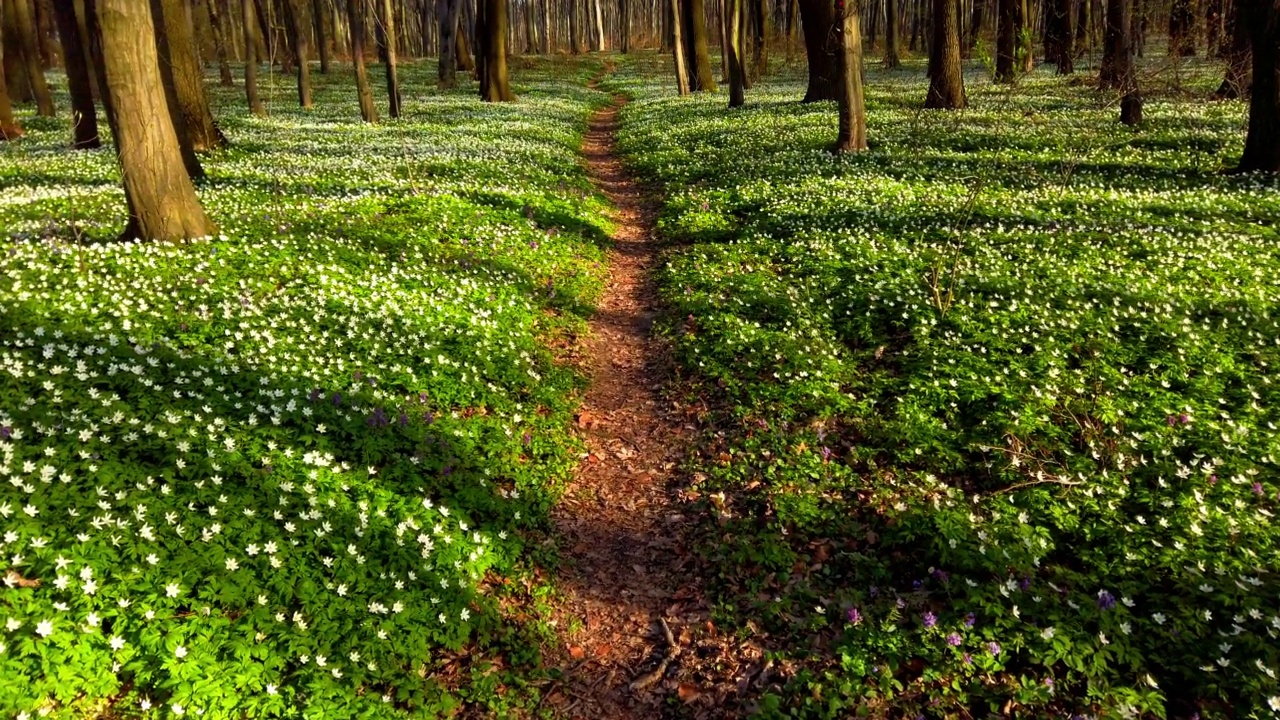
top-left (568, 645), bottom-right (585, 659)
top-left (4, 570), bottom-right (40, 588)
top-left (677, 682), bottom-right (702, 703)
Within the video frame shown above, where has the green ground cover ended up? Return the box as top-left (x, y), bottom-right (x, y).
top-left (612, 55), bottom-right (1280, 718)
top-left (0, 59), bottom-right (610, 717)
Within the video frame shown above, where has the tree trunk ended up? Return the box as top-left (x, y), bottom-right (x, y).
top-left (1044, 0), bottom-right (1072, 73)
top-left (683, 0), bottom-right (715, 90)
top-left (834, 0), bottom-right (866, 151)
top-left (438, 0), bottom-right (459, 85)
top-left (798, 0), bottom-right (836, 100)
top-left (0, 33), bottom-right (23, 138)
top-left (7, 0), bottom-right (54, 115)
top-left (1168, 0), bottom-right (1194, 56)
top-left (456, 4), bottom-right (474, 70)
top-left (153, 0), bottom-right (226, 156)
top-left (884, 0), bottom-right (899, 66)
top-left (1108, 0), bottom-right (1141, 123)
top-left (995, 0), bottom-right (1015, 80)
top-left (376, 0), bottom-right (400, 115)
top-left (726, 0), bottom-right (744, 105)
top-left (671, 0), bottom-right (690, 93)
top-left (87, 0), bottom-right (215, 242)
top-left (1237, 0), bottom-right (1278, 171)
top-left (282, 0), bottom-right (312, 106)
top-left (967, 0), bottom-right (982, 51)
top-left (751, 0), bottom-right (768, 75)
top-left (206, 0), bottom-right (235, 85)
top-left (925, 0), bottom-right (964, 107)
top-left (569, 0), bottom-right (582, 52)
top-left (312, 0), bottom-right (330, 71)
top-left (242, 0), bottom-right (265, 113)
top-left (51, 0), bottom-right (99, 147)
top-left (592, 0), bottom-right (603, 49)
top-left (347, 0), bottom-right (377, 120)
top-left (477, 0), bottom-right (512, 100)
top-left (1215, 0), bottom-right (1250, 99)
top-left (620, 0), bottom-right (630, 51)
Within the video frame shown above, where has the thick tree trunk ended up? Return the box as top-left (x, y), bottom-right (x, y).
top-left (1215, 0), bottom-right (1250, 99)
top-left (726, 0), bottom-right (744, 105)
top-left (376, 0), bottom-right (400, 115)
top-left (592, 0), bottom-right (603, 49)
top-left (620, 0), bottom-right (630, 51)
top-left (476, 0), bottom-right (512, 100)
top-left (87, 0), bottom-right (215, 242)
top-left (798, 0), bottom-right (836, 100)
top-left (1099, 0), bottom-right (1119, 87)
top-left (206, 0), bottom-right (235, 85)
top-left (683, 0), bottom-right (715, 90)
top-left (7, 0), bottom-right (53, 115)
top-left (456, 6), bottom-right (474, 70)
top-left (995, 0), bottom-right (1015, 80)
top-left (833, 0), bottom-right (866, 152)
top-left (925, 0), bottom-right (964, 107)
top-left (242, 0), bottom-right (265, 114)
top-left (347, 0), bottom-right (377, 120)
top-left (1108, 0), bottom-right (1141, 123)
top-left (671, 0), bottom-right (690, 93)
top-left (312, 0), bottom-right (330, 71)
top-left (569, 0), bottom-right (583, 52)
top-left (51, 0), bottom-right (98, 147)
top-left (282, 0), bottom-right (312, 106)
top-left (0, 35), bottom-right (23, 138)
top-left (153, 0), bottom-right (226, 156)
top-left (751, 0), bottom-right (768, 75)
top-left (1044, 0), bottom-right (1073, 73)
top-left (438, 0), bottom-right (459, 86)
top-left (2, 3), bottom-right (31, 104)
top-left (884, 0), bottom-right (899, 66)
top-left (1237, 0), bottom-right (1278, 171)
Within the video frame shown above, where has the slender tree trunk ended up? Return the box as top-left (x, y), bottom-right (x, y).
top-left (726, 0), bottom-right (744, 105)
top-left (347, 0), bottom-right (377, 120)
top-left (541, 0), bottom-right (550, 52)
top-left (1168, 0), bottom-right (1194, 56)
top-left (884, 0), bottom-right (899, 65)
top-left (751, 0), bottom-right (768, 75)
top-left (1206, 0), bottom-right (1222, 55)
top-left (206, 0), bottom-right (235, 85)
top-left (477, 0), bottom-right (512, 99)
top-left (1215, 0), bottom-right (1250, 98)
top-left (995, 0), bottom-right (1015, 80)
top-left (457, 0), bottom-right (474, 70)
top-left (1108, 0), bottom-right (1141, 123)
top-left (154, 0), bottom-right (226, 156)
top-left (51, 0), bottom-right (99, 147)
top-left (8, 0), bottom-right (53, 115)
top-left (1073, 0), bottom-right (1088, 54)
top-left (0, 33), bottom-right (23, 138)
top-left (1237, 0), bottom-right (1278, 171)
top-left (438, 0), bottom-right (459, 85)
top-left (375, 0), bottom-right (400, 115)
top-left (281, 0), bottom-right (311, 106)
top-left (242, 0), bottom-right (265, 113)
top-left (1044, 0), bottom-right (1072, 73)
top-left (967, 0), bottom-right (983, 51)
top-left (798, 0), bottom-right (836, 100)
top-left (569, 0), bottom-right (582, 52)
top-left (925, 0), bottom-right (964, 107)
top-left (312, 0), bottom-right (330, 71)
top-left (2, 2), bottom-right (31, 104)
top-left (683, 0), bottom-right (715, 90)
top-left (592, 0), bottom-right (603, 48)
top-left (671, 0), bottom-right (690, 93)
top-left (833, 0), bottom-right (866, 151)
top-left (87, 0), bottom-right (215, 242)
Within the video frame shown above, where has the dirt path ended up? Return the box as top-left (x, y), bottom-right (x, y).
top-left (545, 89), bottom-right (695, 719)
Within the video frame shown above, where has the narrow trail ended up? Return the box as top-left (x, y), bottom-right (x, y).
top-left (546, 86), bottom-right (697, 719)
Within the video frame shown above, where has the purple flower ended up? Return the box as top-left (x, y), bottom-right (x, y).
top-left (0, 426), bottom-right (10, 441)
top-left (962, 653), bottom-right (973, 665)
top-left (896, 597), bottom-right (906, 609)
top-left (1166, 415), bottom-right (1177, 427)
top-left (847, 607), bottom-right (863, 625)
top-left (922, 611), bottom-right (937, 628)
top-left (819, 446), bottom-right (833, 463)
top-left (522, 432), bottom-right (532, 446)
top-left (1020, 577), bottom-right (1032, 590)
top-left (1180, 414), bottom-right (1191, 425)
top-left (1044, 677), bottom-right (1054, 688)
top-left (1252, 482), bottom-right (1264, 496)
top-left (932, 569), bottom-right (951, 583)
top-left (964, 612), bottom-right (976, 627)
top-left (1209, 474), bottom-right (1218, 485)
top-left (399, 412), bottom-right (409, 427)
top-left (987, 641), bottom-right (1002, 656)
top-left (947, 633), bottom-right (963, 646)
top-left (1097, 590), bottom-right (1116, 610)
top-left (367, 407), bottom-right (389, 428)
top-left (332, 392), bottom-right (342, 407)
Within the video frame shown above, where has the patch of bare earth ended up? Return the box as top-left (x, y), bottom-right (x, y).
top-left (543, 85), bottom-right (773, 720)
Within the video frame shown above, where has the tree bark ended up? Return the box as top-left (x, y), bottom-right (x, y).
top-left (206, 0), bottom-right (235, 85)
top-left (726, 0), bottom-right (744, 105)
top-left (751, 0), bottom-right (768, 76)
top-left (476, 0), bottom-right (513, 100)
top-left (1215, 0), bottom-right (1250, 98)
top-left (153, 0), bottom-right (226, 155)
top-left (51, 0), bottom-right (99, 147)
top-left (242, 0), bottom-right (265, 114)
top-left (798, 0), bottom-right (835, 100)
top-left (967, 0), bottom-right (983, 51)
top-left (375, 0), bottom-right (400, 115)
top-left (592, 0), bottom-right (603, 49)
top-left (683, 0), bottom-right (715, 90)
top-left (438, 0), bottom-right (459, 85)
top-left (569, 0), bottom-right (583, 52)
top-left (87, 0), bottom-right (215, 242)
top-left (670, 0), bottom-right (690, 93)
top-left (1044, 0), bottom-right (1072, 73)
top-left (456, 5), bottom-right (474, 70)
top-left (620, 0), bottom-right (631, 52)
top-left (312, 0), bottom-right (330, 71)
top-left (0, 30), bottom-right (23, 138)
top-left (884, 0), bottom-right (899, 66)
top-left (7, 0), bottom-right (53, 115)
top-left (347, 0), bottom-right (377, 120)
top-left (995, 0), bottom-right (1015, 80)
top-left (833, 0), bottom-right (866, 151)
top-left (282, 0), bottom-right (312, 106)
top-left (1168, 0), bottom-right (1194, 56)
top-left (1237, 0), bottom-right (1279, 171)
top-left (1107, 0), bottom-right (1141, 123)
top-left (925, 0), bottom-right (964, 107)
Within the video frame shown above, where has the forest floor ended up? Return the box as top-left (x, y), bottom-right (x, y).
top-left (546, 83), bottom-right (695, 719)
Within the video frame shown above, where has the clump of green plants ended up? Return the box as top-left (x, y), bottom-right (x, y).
top-left (0, 59), bottom-right (610, 717)
top-left (615, 56), bottom-right (1280, 717)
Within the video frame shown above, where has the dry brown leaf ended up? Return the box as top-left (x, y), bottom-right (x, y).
top-left (568, 645), bottom-right (585, 660)
top-left (677, 682), bottom-right (702, 704)
top-left (4, 570), bottom-right (40, 588)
